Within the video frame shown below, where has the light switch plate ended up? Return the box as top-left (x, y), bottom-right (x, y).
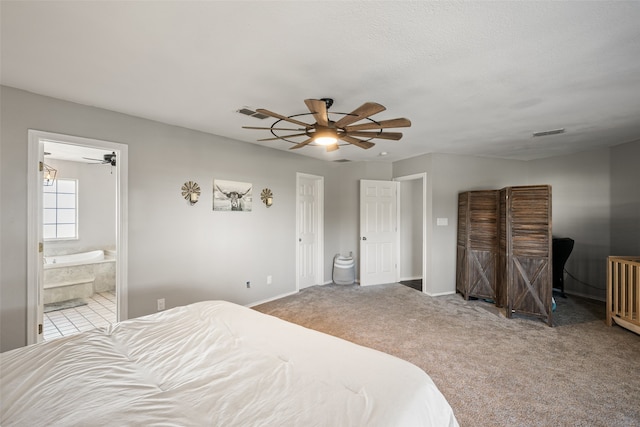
top-left (436, 217), bottom-right (449, 226)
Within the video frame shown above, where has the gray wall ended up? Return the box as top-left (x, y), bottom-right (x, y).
top-left (528, 148), bottom-right (612, 299)
top-left (393, 153), bottom-right (528, 295)
top-left (44, 158), bottom-right (117, 255)
top-left (399, 179), bottom-right (423, 280)
top-left (1, 86), bottom-right (381, 351)
top-left (2, 85), bottom-right (636, 351)
top-left (393, 149), bottom-right (623, 300)
top-left (330, 162), bottom-right (393, 280)
top-left (610, 139), bottom-right (640, 256)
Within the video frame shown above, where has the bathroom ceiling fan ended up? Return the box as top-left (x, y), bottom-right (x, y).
top-left (83, 151), bottom-right (116, 166)
top-left (242, 98), bottom-right (411, 152)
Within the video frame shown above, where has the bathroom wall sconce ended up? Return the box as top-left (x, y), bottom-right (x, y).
top-left (43, 163), bottom-right (57, 186)
top-left (260, 188), bottom-right (273, 207)
top-left (181, 181), bottom-right (201, 205)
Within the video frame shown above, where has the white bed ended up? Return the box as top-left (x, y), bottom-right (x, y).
top-left (1, 300), bottom-right (458, 426)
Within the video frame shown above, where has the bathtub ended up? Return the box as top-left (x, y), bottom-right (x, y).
top-left (44, 249), bottom-right (106, 267)
top-left (44, 250), bottom-right (116, 304)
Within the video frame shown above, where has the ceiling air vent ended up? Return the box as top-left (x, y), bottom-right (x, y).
top-left (532, 128), bottom-right (565, 137)
top-left (333, 159), bottom-right (351, 163)
top-left (237, 108), bottom-right (269, 119)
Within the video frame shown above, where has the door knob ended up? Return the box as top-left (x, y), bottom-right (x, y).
top-left (362, 237), bottom-right (367, 241)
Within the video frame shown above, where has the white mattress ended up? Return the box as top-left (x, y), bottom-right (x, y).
top-left (1, 300), bottom-right (458, 426)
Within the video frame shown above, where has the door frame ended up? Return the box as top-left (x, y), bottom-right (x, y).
top-left (295, 173), bottom-right (324, 291)
top-left (394, 173), bottom-right (427, 294)
top-left (27, 130), bottom-right (128, 344)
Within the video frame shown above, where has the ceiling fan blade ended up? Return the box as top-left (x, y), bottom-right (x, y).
top-left (334, 102), bottom-right (386, 128)
top-left (326, 143), bottom-right (339, 152)
top-left (289, 138), bottom-right (314, 150)
top-left (304, 99), bottom-right (329, 127)
top-left (340, 135), bottom-right (375, 149)
top-left (243, 126), bottom-right (305, 131)
top-left (256, 109), bottom-right (312, 128)
top-left (257, 132), bottom-right (308, 142)
top-left (347, 131), bottom-right (403, 140)
top-left (344, 118), bottom-right (411, 132)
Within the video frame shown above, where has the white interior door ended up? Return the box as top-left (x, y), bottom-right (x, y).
top-left (360, 179), bottom-right (398, 286)
top-left (297, 174), bottom-right (324, 289)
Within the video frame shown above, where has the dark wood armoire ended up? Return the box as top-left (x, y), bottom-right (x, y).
top-left (497, 185), bottom-right (553, 325)
top-left (456, 190), bottom-right (499, 301)
top-left (456, 185), bottom-right (553, 325)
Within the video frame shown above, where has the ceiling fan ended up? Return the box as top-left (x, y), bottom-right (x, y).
top-left (83, 151), bottom-right (116, 166)
top-left (243, 98), bottom-right (411, 152)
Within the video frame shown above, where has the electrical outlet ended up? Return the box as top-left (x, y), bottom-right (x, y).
top-left (157, 298), bottom-right (165, 311)
top-left (267, 275), bottom-right (272, 285)
top-left (246, 281), bottom-right (251, 288)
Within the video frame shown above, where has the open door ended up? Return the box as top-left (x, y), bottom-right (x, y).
top-left (27, 139), bottom-right (46, 343)
top-left (360, 180), bottom-right (398, 286)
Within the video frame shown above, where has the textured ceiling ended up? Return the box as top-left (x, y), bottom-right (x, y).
top-left (2, 1), bottom-right (640, 162)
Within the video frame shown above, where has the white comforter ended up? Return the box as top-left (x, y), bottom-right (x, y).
top-left (1, 300), bottom-right (458, 426)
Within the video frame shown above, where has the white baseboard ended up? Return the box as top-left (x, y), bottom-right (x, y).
top-left (246, 290), bottom-right (299, 308)
top-left (425, 290), bottom-right (457, 297)
top-left (325, 280), bottom-right (359, 285)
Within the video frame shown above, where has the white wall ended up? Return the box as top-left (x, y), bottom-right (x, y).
top-left (0, 86), bottom-right (352, 351)
top-left (44, 158), bottom-right (116, 255)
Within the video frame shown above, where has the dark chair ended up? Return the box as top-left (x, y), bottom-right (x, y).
top-left (552, 237), bottom-right (574, 297)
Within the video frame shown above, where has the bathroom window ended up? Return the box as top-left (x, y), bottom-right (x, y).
top-left (43, 179), bottom-right (78, 240)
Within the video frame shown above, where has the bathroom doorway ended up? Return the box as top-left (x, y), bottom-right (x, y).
top-left (27, 130), bottom-right (128, 344)
top-left (395, 173), bottom-right (427, 293)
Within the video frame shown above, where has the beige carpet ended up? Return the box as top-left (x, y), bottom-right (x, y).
top-left (253, 283), bottom-right (640, 427)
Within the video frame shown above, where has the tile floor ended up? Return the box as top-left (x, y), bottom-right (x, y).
top-left (43, 291), bottom-right (116, 341)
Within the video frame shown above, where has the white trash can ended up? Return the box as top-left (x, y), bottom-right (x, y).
top-left (333, 254), bottom-right (355, 285)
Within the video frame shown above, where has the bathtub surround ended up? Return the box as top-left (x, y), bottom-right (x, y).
top-left (43, 250), bottom-right (115, 304)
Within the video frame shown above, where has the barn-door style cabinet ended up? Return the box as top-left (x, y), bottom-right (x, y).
top-left (498, 185), bottom-right (553, 325)
top-left (456, 190), bottom-right (499, 301)
top-left (457, 185), bottom-right (553, 325)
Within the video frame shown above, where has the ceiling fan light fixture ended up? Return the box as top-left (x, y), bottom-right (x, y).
top-left (313, 128), bottom-right (338, 146)
top-left (243, 98), bottom-right (411, 152)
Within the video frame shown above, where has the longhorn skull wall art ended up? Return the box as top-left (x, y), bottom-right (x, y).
top-left (213, 179), bottom-right (253, 212)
